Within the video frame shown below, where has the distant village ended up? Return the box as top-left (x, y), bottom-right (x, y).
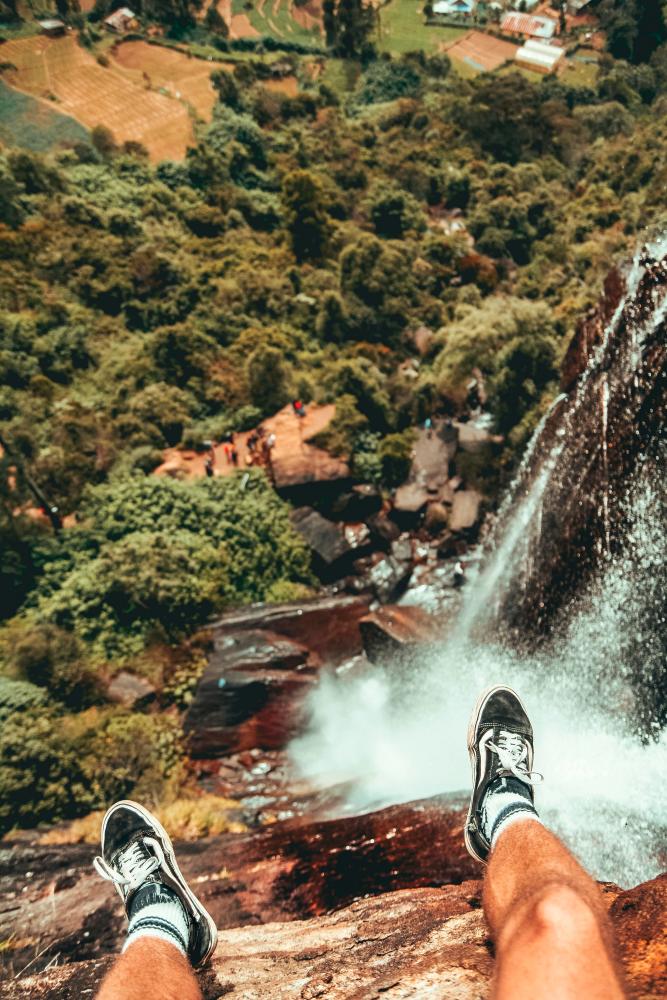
top-left (427, 0), bottom-right (598, 76)
top-left (35, 0), bottom-right (600, 80)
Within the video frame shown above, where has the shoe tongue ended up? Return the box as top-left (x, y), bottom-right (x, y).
top-left (129, 880), bottom-right (179, 918)
top-left (489, 775), bottom-right (533, 798)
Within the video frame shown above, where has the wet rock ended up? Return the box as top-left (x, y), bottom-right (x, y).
top-left (561, 267), bottom-right (625, 393)
top-left (390, 533), bottom-right (414, 565)
top-left (210, 595), bottom-right (372, 665)
top-left (367, 554), bottom-right (413, 603)
top-left (106, 671), bottom-right (156, 708)
top-left (449, 490), bottom-right (483, 532)
top-left (184, 629), bottom-right (318, 757)
top-left (342, 522), bottom-right (371, 553)
top-left (360, 605), bottom-right (444, 663)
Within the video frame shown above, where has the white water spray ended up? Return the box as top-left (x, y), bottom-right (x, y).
top-left (290, 241), bottom-right (667, 889)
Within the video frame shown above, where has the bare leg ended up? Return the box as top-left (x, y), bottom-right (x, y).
top-left (97, 938), bottom-right (202, 1000)
top-left (484, 819), bottom-right (627, 1000)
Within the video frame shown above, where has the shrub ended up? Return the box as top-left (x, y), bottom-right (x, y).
top-left (8, 622), bottom-right (99, 708)
top-left (0, 676), bottom-right (47, 725)
top-left (379, 429), bottom-right (416, 488)
top-left (0, 707), bottom-right (182, 834)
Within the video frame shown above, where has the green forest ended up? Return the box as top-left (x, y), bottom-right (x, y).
top-left (1, 0), bottom-right (666, 835)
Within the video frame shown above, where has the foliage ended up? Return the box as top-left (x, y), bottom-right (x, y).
top-left (0, 676), bottom-right (47, 725)
top-left (282, 169), bottom-right (331, 262)
top-left (0, 706), bottom-right (181, 834)
top-left (378, 429), bottom-right (415, 488)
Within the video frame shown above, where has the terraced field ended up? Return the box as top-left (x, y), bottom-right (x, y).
top-left (0, 35), bottom-right (231, 161)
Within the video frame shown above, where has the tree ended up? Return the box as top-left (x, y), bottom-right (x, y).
top-left (366, 181), bottom-right (425, 240)
top-left (205, 3), bottom-right (228, 34)
top-left (91, 124), bottom-right (118, 157)
top-left (211, 67), bottom-right (239, 108)
top-left (246, 343), bottom-right (292, 414)
top-left (323, 0), bottom-right (337, 46)
top-left (332, 0), bottom-right (374, 57)
top-left (282, 170), bottom-right (331, 263)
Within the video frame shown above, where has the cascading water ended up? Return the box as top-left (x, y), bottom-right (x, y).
top-left (290, 235), bottom-right (667, 889)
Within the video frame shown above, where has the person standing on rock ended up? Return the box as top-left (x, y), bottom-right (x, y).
top-left (92, 685), bottom-right (628, 1000)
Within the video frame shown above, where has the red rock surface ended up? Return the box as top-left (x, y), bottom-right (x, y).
top-left (155, 403), bottom-right (349, 490)
top-left (208, 595), bottom-right (372, 665)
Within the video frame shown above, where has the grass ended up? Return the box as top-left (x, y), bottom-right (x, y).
top-left (376, 1), bottom-right (465, 55)
top-left (39, 794), bottom-right (247, 845)
top-left (0, 78), bottom-right (89, 151)
top-left (562, 56), bottom-right (600, 89)
top-left (320, 56), bottom-right (360, 95)
top-left (232, 0), bottom-right (319, 45)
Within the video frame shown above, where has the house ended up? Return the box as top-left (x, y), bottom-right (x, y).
top-left (104, 7), bottom-right (138, 32)
top-left (38, 18), bottom-right (66, 36)
top-left (432, 0), bottom-right (476, 17)
top-left (501, 11), bottom-right (557, 39)
top-left (514, 38), bottom-right (564, 74)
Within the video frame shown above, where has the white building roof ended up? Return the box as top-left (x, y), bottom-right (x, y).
top-left (501, 11), bottom-right (557, 39)
top-left (433, 0), bottom-right (475, 13)
top-left (515, 39), bottom-right (563, 69)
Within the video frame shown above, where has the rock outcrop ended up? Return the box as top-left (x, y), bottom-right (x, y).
top-left (3, 871), bottom-right (666, 1000)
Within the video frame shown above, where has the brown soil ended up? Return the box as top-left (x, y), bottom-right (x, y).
top-left (111, 40), bottom-right (232, 120)
top-left (264, 74), bottom-right (299, 96)
top-left (0, 35), bottom-right (200, 161)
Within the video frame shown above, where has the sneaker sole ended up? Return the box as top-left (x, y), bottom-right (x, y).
top-left (101, 799), bottom-right (219, 967)
top-left (463, 683), bottom-right (530, 866)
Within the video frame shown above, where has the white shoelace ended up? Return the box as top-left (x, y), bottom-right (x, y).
top-left (94, 836), bottom-right (165, 893)
top-left (487, 729), bottom-right (543, 785)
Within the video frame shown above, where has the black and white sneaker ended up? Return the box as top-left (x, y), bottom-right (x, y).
top-left (464, 685), bottom-right (542, 864)
top-left (93, 800), bottom-right (218, 967)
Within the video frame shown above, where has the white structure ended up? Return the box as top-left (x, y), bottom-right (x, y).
top-left (433, 0), bottom-right (476, 15)
top-left (514, 38), bottom-right (564, 74)
top-left (104, 7), bottom-right (137, 32)
top-left (501, 11), bottom-right (558, 39)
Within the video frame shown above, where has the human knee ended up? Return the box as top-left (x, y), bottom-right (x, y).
top-left (530, 884), bottom-right (598, 941)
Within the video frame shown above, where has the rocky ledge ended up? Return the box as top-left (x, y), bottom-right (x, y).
top-left (2, 873), bottom-right (666, 1000)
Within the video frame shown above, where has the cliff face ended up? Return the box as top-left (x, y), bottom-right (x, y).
top-left (479, 242), bottom-right (667, 725)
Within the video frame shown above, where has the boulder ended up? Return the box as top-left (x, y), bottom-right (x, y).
top-left (360, 605), bottom-right (445, 663)
top-left (329, 484), bottom-right (382, 522)
top-left (367, 554), bottom-right (413, 603)
top-left (106, 671), bottom-right (156, 708)
top-left (290, 507), bottom-right (351, 573)
top-left (392, 481), bottom-right (430, 515)
top-left (449, 490), bottom-right (483, 532)
top-left (209, 596), bottom-right (372, 665)
top-left (367, 510), bottom-right (402, 546)
top-left (184, 630), bottom-right (318, 757)
top-left (424, 501), bottom-right (450, 534)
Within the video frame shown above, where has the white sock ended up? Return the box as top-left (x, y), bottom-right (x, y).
top-left (481, 776), bottom-right (541, 847)
top-left (123, 882), bottom-right (190, 956)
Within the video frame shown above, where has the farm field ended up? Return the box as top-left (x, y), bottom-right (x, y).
top-left (230, 0), bottom-right (322, 44)
top-left (0, 35), bottom-right (230, 160)
top-left (377, 1), bottom-right (465, 55)
top-left (0, 78), bottom-right (89, 152)
top-left (111, 40), bottom-right (231, 119)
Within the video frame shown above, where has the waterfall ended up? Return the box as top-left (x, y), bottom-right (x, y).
top-left (290, 236), bottom-right (667, 888)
